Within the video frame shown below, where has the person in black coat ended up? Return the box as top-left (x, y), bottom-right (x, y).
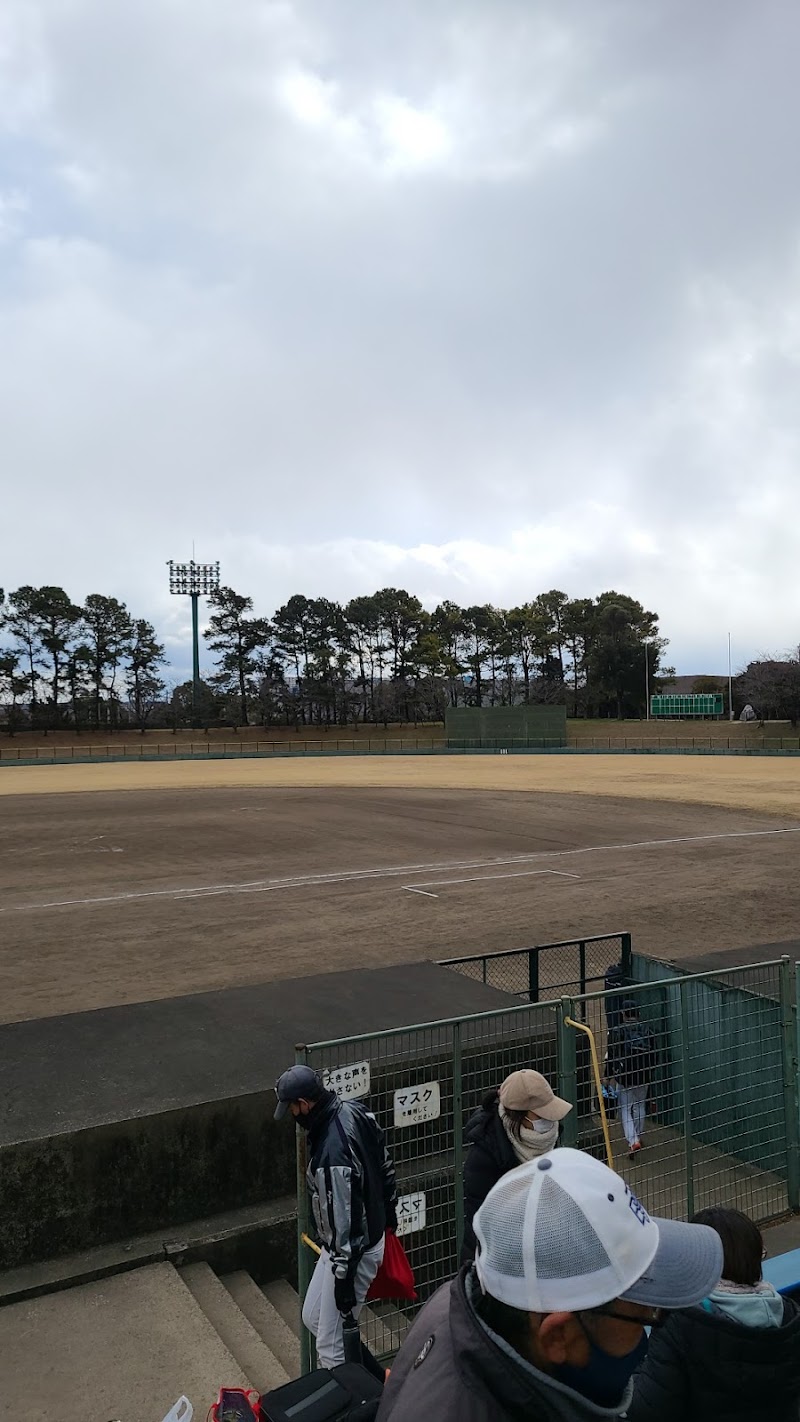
top-left (629, 1206), bottom-right (800, 1422)
top-left (461, 1068), bottom-right (571, 1262)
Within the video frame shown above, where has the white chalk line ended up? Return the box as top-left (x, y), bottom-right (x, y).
top-left (0, 851), bottom-right (539, 912)
top-left (3, 823), bottom-right (800, 915)
top-left (403, 868), bottom-right (580, 893)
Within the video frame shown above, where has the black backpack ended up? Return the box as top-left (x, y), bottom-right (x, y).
top-left (260, 1315), bottom-right (384, 1422)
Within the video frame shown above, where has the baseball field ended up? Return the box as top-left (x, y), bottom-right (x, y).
top-left (1, 753), bottom-right (799, 1025)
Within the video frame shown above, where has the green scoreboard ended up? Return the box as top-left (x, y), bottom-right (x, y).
top-left (650, 694), bottom-right (724, 719)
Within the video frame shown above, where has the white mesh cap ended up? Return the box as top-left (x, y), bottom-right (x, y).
top-left (473, 1148), bottom-right (723, 1314)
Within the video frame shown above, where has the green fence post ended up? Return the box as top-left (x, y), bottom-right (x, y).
top-left (621, 933), bottom-right (632, 982)
top-left (781, 960), bottom-right (800, 1210)
top-left (295, 1043), bottom-right (315, 1375)
top-left (678, 981), bottom-right (695, 1219)
top-left (453, 1022), bottom-right (465, 1259)
top-left (528, 948), bottom-right (540, 1002)
top-left (558, 998), bottom-right (579, 1147)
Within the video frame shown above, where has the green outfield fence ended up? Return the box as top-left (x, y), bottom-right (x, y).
top-left (4, 735), bottom-right (800, 765)
top-left (294, 953), bottom-right (799, 1371)
top-left (445, 703), bottom-right (568, 748)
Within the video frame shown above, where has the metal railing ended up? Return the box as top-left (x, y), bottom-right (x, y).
top-left (0, 737), bottom-right (449, 762)
top-left (295, 954), bottom-right (796, 1371)
top-left (438, 931), bottom-right (632, 1003)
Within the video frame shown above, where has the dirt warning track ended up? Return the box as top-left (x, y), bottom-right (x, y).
top-left (2, 751), bottom-right (800, 814)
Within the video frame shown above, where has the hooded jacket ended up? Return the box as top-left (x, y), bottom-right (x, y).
top-left (461, 1099), bottom-right (518, 1262)
top-left (377, 1266), bottom-right (634, 1422)
top-left (306, 1091), bottom-right (397, 1277)
top-left (628, 1285), bottom-right (800, 1422)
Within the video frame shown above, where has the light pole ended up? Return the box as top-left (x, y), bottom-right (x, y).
top-left (728, 632), bottom-right (734, 722)
top-left (644, 640), bottom-right (650, 720)
top-left (167, 559), bottom-right (220, 722)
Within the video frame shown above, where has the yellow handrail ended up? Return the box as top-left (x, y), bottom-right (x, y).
top-left (302, 1232), bottom-right (322, 1256)
top-left (564, 1016), bottom-right (614, 1171)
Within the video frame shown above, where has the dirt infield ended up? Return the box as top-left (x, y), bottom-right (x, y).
top-left (2, 752), bottom-right (800, 813)
top-left (2, 754), bottom-right (800, 1026)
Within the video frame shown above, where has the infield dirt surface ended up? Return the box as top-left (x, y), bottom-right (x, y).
top-left (1, 754), bottom-right (799, 1025)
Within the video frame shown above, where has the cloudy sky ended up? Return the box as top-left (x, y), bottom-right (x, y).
top-left (2, 0), bottom-right (799, 678)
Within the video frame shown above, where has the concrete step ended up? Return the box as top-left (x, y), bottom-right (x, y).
top-left (0, 1261), bottom-right (251, 1422)
top-left (262, 1277), bottom-right (303, 1338)
top-left (264, 1276), bottom-right (406, 1361)
top-left (360, 1298), bottom-right (407, 1359)
top-left (222, 1271), bottom-right (301, 1380)
top-left (0, 1193), bottom-right (296, 1310)
top-left (180, 1262), bottom-right (290, 1393)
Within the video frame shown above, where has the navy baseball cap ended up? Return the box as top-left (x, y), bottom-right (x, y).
top-left (274, 1065), bottom-right (326, 1120)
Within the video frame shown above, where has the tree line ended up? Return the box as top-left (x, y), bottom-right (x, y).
top-left (3, 579), bottom-right (799, 732)
top-left (206, 586), bottom-right (671, 727)
top-left (0, 586), bottom-right (166, 733)
top-left (0, 582), bottom-right (672, 731)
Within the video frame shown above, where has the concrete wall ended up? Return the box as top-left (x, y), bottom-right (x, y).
top-left (0, 1090), bottom-right (295, 1271)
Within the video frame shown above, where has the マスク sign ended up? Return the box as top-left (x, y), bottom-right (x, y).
top-left (393, 1080), bottom-right (440, 1127)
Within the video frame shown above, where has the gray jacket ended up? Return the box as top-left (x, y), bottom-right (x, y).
top-left (377, 1268), bottom-right (634, 1422)
top-left (306, 1091), bottom-right (396, 1277)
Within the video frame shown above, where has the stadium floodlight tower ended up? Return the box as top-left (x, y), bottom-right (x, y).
top-left (167, 558), bottom-right (220, 721)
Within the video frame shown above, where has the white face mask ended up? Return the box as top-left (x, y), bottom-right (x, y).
top-left (532, 1117), bottom-right (555, 1134)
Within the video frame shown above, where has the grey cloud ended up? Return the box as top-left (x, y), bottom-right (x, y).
top-left (1, 0), bottom-right (800, 677)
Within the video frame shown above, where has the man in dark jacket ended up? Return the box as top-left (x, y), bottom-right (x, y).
top-left (275, 1064), bottom-right (397, 1368)
top-left (378, 1148), bottom-right (723, 1422)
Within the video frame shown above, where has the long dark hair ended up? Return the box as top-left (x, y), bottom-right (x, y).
top-left (482, 1087), bottom-right (530, 1141)
top-left (690, 1207), bottom-right (763, 1286)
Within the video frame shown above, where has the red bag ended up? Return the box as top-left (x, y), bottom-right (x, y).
top-left (208, 1387), bottom-right (261, 1421)
top-left (366, 1230), bottom-right (417, 1301)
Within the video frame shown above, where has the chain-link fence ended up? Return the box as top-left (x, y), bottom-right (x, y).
top-left (295, 998), bottom-right (560, 1367)
top-left (574, 956), bottom-right (798, 1227)
top-left (439, 932), bottom-right (632, 1002)
top-left (5, 737), bottom-right (800, 765)
top-left (295, 955), bottom-right (797, 1370)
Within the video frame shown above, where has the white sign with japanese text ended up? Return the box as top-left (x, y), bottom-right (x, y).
top-left (393, 1080), bottom-right (441, 1128)
top-left (395, 1190), bottom-right (427, 1236)
top-left (323, 1060), bottom-right (371, 1100)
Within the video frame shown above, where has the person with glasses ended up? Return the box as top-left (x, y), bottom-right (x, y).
top-left (377, 1148), bottom-right (723, 1422)
top-left (629, 1206), bottom-right (800, 1421)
